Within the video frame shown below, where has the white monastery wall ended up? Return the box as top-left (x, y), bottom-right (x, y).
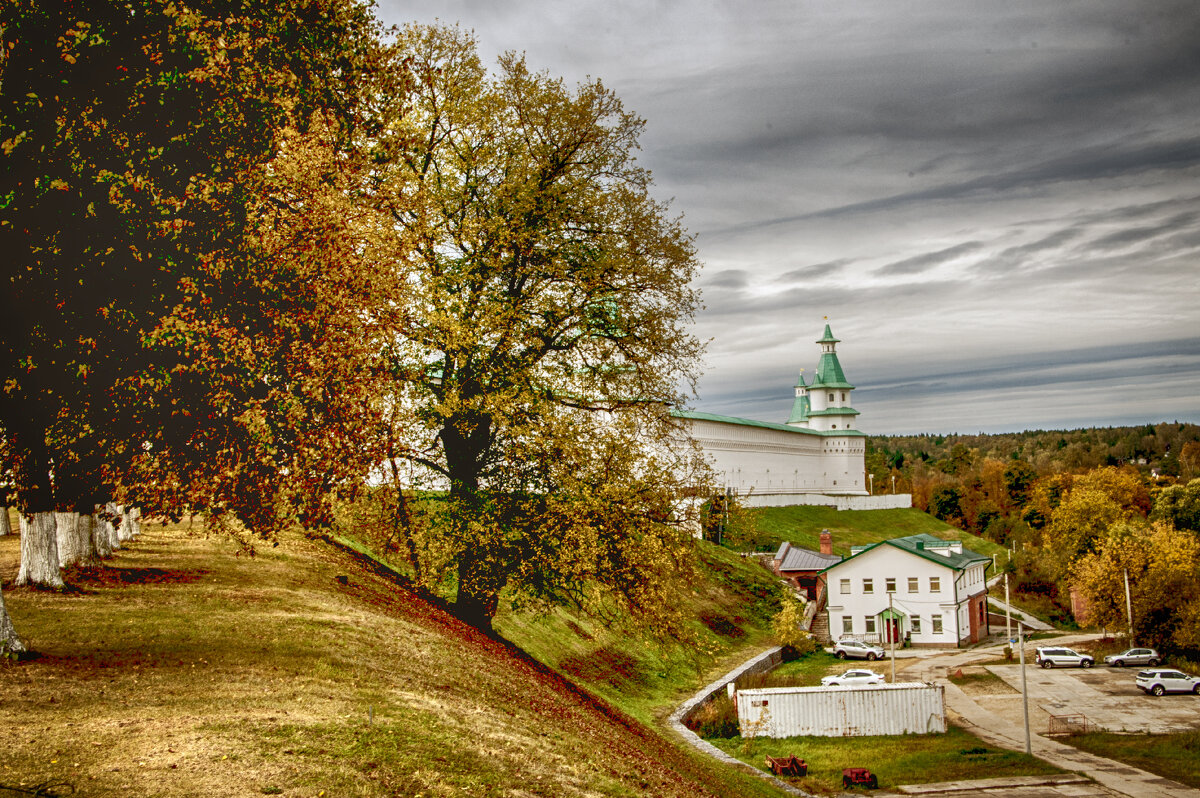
top-left (684, 417), bottom-right (867, 496)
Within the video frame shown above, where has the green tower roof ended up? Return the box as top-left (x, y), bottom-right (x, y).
top-left (787, 392), bottom-right (810, 424)
top-left (808, 325), bottom-right (854, 389)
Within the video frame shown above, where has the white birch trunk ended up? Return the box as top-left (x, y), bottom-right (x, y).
top-left (0, 507), bottom-right (11, 536)
top-left (0, 587), bottom-right (25, 656)
top-left (16, 511), bottom-right (64, 588)
top-left (103, 503), bottom-right (121, 551)
top-left (92, 510), bottom-right (113, 558)
top-left (116, 503), bottom-right (134, 543)
top-left (56, 511), bottom-right (98, 568)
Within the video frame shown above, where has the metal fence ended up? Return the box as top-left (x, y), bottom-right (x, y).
top-left (1048, 713), bottom-right (1091, 736)
top-left (736, 682), bottom-right (945, 738)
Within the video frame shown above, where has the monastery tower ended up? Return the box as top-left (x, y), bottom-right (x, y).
top-left (788, 324), bottom-right (861, 432)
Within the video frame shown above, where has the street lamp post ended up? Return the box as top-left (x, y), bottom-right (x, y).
top-left (1018, 621), bottom-right (1031, 755)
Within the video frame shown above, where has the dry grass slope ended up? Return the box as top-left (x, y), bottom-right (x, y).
top-left (0, 524), bottom-right (783, 797)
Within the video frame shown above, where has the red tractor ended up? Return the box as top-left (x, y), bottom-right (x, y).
top-left (842, 768), bottom-right (879, 790)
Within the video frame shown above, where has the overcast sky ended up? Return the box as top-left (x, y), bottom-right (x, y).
top-left (376, 0), bottom-right (1200, 435)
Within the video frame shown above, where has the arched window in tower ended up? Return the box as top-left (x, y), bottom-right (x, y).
top-left (828, 392), bottom-right (834, 401)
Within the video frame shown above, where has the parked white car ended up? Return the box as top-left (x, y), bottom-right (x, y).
top-left (834, 639), bottom-right (885, 661)
top-left (821, 669), bottom-right (885, 687)
top-left (1035, 646), bottom-right (1094, 668)
top-left (1136, 669), bottom-right (1200, 696)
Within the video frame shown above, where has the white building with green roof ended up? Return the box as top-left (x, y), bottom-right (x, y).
top-left (819, 534), bottom-right (992, 647)
top-left (674, 326), bottom-right (905, 508)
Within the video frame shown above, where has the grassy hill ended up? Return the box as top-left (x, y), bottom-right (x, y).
top-left (732, 505), bottom-right (1010, 567)
top-left (493, 542), bottom-right (784, 726)
top-left (0, 524), bottom-right (787, 798)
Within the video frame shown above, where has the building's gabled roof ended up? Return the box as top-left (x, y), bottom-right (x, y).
top-left (672, 409), bottom-right (867, 437)
top-left (776, 542), bottom-right (842, 572)
top-left (818, 533), bottom-right (991, 575)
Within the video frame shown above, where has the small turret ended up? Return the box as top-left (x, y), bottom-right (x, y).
top-left (786, 370), bottom-right (810, 426)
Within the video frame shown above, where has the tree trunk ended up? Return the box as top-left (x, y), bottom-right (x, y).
top-left (57, 511), bottom-right (98, 568)
top-left (102, 503), bottom-right (121, 551)
top-left (16, 511), bottom-right (64, 588)
top-left (443, 411), bottom-right (503, 631)
top-left (116, 504), bottom-right (134, 543)
top-left (0, 588), bottom-right (25, 656)
top-left (0, 507), bottom-right (11, 536)
top-left (454, 553), bottom-right (499, 632)
top-left (92, 509), bottom-right (113, 559)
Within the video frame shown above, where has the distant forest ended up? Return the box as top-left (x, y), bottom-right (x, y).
top-left (866, 423), bottom-right (1200, 636)
top-left (866, 422), bottom-right (1200, 536)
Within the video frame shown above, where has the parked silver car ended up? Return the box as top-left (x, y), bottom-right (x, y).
top-left (1104, 647), bottom-right (1160, 668)
top-left (1035, 646), bottom-right (1094, 668)
top-left (834, 639), bottom-right (885, 661)
top-left (1136, 669), bottom-right (1200, 696)
top-left (821, 669), bottom-right (885, 687)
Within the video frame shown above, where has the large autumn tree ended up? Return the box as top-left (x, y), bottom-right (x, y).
top-left (1071, 520), bottom-right (1200, 650)
top-left (372, 26), bottom-right (705, 630)
top-left (0, 0), bottom-right (387, 644)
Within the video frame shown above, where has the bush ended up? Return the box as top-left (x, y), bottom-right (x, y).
top-left (685, 693), bottom-right (739, 739)
top-left (771, 596), bottom-right (812, 649)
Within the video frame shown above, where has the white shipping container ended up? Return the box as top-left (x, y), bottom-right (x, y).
top-left (737, 682), bottom-right (945, 738)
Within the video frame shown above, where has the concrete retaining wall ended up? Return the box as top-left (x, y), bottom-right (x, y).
top-left (668, 647), bottom-right (813, 797)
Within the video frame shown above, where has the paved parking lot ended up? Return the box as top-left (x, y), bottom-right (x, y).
top-left (984, 663), bottom-right (1200, 734)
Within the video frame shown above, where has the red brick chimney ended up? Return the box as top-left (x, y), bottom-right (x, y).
top-left (820, 529), bottom-right (833, 555)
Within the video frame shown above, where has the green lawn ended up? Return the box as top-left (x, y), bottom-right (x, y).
top-left (707, 726), bottom-right (1064, 795)
top-left (733, 505), bottom-right (1010, 566)
top-left (1060, 731), bottom-right (1200, 788)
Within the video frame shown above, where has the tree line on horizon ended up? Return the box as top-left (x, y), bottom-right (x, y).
top-left (0, 2), bottom-right (705, 653)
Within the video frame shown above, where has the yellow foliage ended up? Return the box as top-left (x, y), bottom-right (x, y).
top-left (1071, 520), bottom-right (1200, 648)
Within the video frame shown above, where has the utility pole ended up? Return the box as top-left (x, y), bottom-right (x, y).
top-left (888, 592), bottom-right (896, 683)
top-left (1018, 621), bottom-right (1031, 755)
top-left (1123, 568), bottom-right (1134, 645)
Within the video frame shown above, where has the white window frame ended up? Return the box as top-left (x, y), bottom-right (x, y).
top-left (865, 616), bottom-right (876, 635)
top-left (911, 616), bottom-right (922, 634)
top-left (863, 578), bottom-right (874, 594)
top-left (885, 577), bottom-right (896, 593)
top-left (840, 578), bottom-right (851, 594)
top-left (932, 616), bottom-right (944, 634)
top-left (842, 616), bottom-right (854, 635)
top-left (907, 577), bottom-right (919, 593)
top-left (929, 576), bottom-right (941, 593)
